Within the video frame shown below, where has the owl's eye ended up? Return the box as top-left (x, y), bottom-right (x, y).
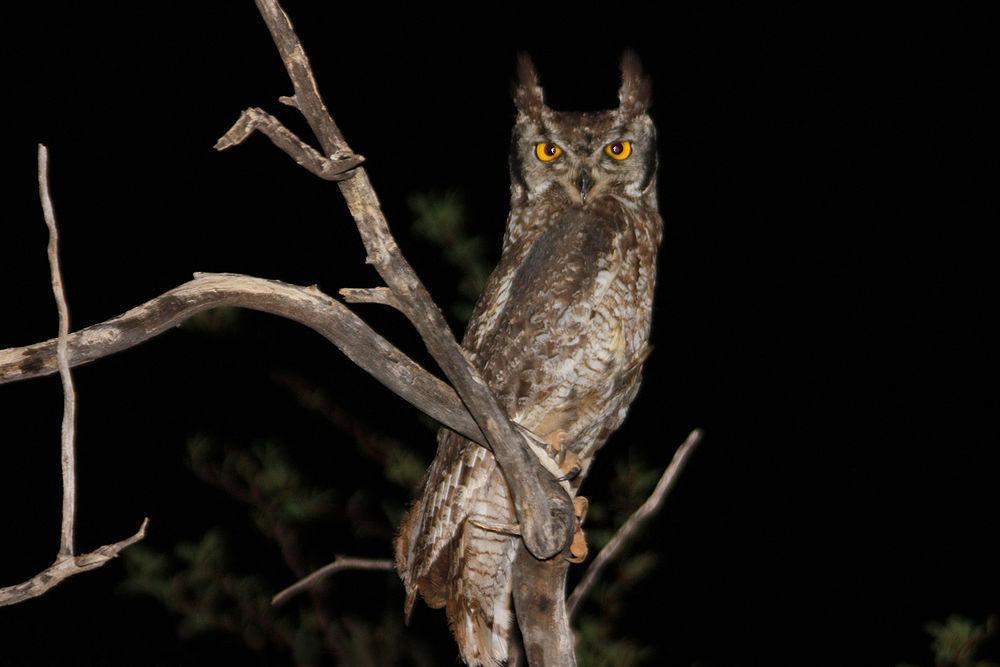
top-left (535, 142), bottom-right (564, 162)
top-left (605, 141), bottom-right (633, 161)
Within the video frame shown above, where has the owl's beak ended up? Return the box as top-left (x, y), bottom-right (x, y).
top-left (577, 169), bottom-right (594, 203)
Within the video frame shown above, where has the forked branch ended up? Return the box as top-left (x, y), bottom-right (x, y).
top-left (0, 273), bottom-right (484, 446)
top-left (0, 7), bottom-right (698, 666)
top-left (0, 146), bottom-right (148, 607)
top-left (217, 0), bottom-right (574, 561)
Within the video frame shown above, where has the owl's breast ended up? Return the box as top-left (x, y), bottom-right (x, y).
top-left (467, 204), bottom-right (660, 446)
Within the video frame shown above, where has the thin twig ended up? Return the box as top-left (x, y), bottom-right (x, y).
top-left (38, 144), bottom-right (77, 558)
top-left (0, 146), bottom-right (148, 607)
top-left (566, 429), bottom-right (703, 620)
top-left (271, 556), bottom-right (394, 607)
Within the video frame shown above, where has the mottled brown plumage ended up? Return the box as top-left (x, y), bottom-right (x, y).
top-left (395, 53), bottom-right (662, 666)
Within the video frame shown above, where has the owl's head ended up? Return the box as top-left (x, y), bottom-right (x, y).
top-left (509, 52), bottom-right (656, 207)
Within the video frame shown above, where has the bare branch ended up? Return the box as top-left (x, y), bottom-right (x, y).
top-left (244, 0), bottom-right (573, 561)
top-left (0, 145), bottom-right (148, 607)
top-left (513, 546), bottom-right (576, 667)
top-left (0, 519), bottom-right (149, 606)
top-left (0, 273), bottom-right (484, 447)
top-left (214, 106), bottom-right (363, 181)
top-left (271, 555), bottom-right (394, 607)
top-left (38, 144), bottom-right (77, 558)
top-left (566, 429), bottom-right (703, 620)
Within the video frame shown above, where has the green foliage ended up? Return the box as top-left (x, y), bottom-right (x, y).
top-left (899, 615), bottom-right (999, 667)
top-left (187, 435), bottom-right (335, 530)
top-left (383, 444), bottom-right (428, 490)
top-left (408, 190), bottom-right (491, 323)
top-left (123, 431), bottom-right (432, 665)
top-left (122, 529), bottom-right (293, 653)
top-left (927, 614), bottom-right (998, 667)
top-left (271, 372), bottom-right (429, 492)
top-left (574, 445), bottom-right (666, 662)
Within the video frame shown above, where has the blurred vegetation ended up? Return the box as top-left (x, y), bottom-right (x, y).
top-left (120, 191), bottom-right (689, 663)
top-left (898, 614), bottom-right (999, 667)
top-left (408, 190), bottom-right (490, 323)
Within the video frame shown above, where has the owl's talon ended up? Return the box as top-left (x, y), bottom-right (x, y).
top-left (556, 466), bottom-right (581, 482)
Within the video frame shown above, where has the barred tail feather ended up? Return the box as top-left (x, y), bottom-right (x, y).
top-left (446, 519), bottom-right (519, 667)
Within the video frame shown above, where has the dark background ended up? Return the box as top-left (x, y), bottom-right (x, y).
top-left (0, 3), bottom-right (995, 665)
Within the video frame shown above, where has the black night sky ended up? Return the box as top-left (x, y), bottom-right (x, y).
top-left (0, 4), bottom-right (995, 666)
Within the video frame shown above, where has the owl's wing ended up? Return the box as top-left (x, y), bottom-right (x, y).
top-left (397, 205), bottom-right (648, 628)
top-left (395, 427), bottom-right (498, 616)
top-left (477, 208), bottom-right (633, 431)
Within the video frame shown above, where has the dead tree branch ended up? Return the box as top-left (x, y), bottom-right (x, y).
top-left (214, 106), bottom-right (362, 181)
top-left (40, 143), bottom-right (77, 559)
top-left (271, 555), bottom-right (394, 607)
top-left (566, 429), bottom-right (703, 619)
top-left (218, 0), bottom-right (574, 562)
top-left (0, 520), bottom-right (149, 607)
top-left (0, 145), bottom-right (148, 607)
top-left (513, 545), bottom-right (577, 666)
top-left (0, 273), bottom-right (484, 447)
top-left (0, 6), bottom-right (695, 664)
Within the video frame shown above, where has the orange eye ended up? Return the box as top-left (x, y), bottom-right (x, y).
top-left (535, 142), bottom-right (564, 162)
top-left (605, 140), bottom-right (632, 160)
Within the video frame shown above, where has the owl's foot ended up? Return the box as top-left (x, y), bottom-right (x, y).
top-left (567, 496), bottom-right (589, 563)
top-left (468, 517), bottom-right (521, 536)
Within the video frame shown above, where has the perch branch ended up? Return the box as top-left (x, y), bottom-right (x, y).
top-left (271, 555), bottom-right (394, 607)
top-left (0, 145), bottom-right (148, 607)
top-left (0, 274), bottom-right (484, 447)
top-left (513, 546), bottom-right (576, 666)
top-left (236, 0), bottom-right (573, 561)
top-left (566, 428), bottom-right (703, 619)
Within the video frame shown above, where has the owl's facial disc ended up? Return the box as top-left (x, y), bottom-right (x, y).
top-left (512, 108), bottom-right (656, 206)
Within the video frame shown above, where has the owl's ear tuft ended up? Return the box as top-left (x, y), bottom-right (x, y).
top-left (618, 50), bottom-right (652, 117)
top-left (513, 52), bottom-right (546, 117)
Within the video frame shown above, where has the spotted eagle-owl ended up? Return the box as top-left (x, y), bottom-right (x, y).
top-left (395, 53), bottom-right (662, 666)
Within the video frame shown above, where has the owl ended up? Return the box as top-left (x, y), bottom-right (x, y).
top-left (395, 52), bottom-right (662, 666)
